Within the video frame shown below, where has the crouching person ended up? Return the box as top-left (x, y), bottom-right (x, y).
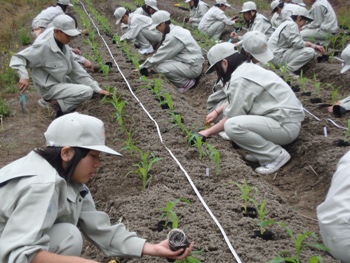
top-left (0, 112), bottom-right (194, 263)
top-left (10, 15), bottom-right (109, 118)
top-left (139, 11), bottom-right (204, 93)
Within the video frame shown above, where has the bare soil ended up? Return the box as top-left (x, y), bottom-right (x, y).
top-left (1, 0), bottom-right (350, 262)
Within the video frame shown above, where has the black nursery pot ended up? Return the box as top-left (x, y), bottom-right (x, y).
top-left (317, 55), bottom-right (329, 63)
top-left (167, 229), bottom-right (190, 252)
top-left (188, 132), bottom-right (206, 146)
top-left (337, 139), bottom-right (350, 147)
top-left (310, 98), bottom-right (323, 104)
top-left (291, 85), bottom-right (300, 92)
top-left (301, 91), bottom-right (312, 96)
top-left (252, 229), bottom-right (274, 241)
top-left (156, 220), bottom-right (172, 232)
top-left (105, 62), bottom-right (113, 68)
top-left (333, 105), bottom-right (347, 117)
top-left (241, 207), bottom-right (258, 218)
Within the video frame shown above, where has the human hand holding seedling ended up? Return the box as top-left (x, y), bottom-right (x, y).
top-left (142, 240), bottom-right (194, 260)
top-left (18, 78), bottom-right (29, 93)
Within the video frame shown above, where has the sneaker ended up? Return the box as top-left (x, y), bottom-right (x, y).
top-left (255, 149), bottom-right (291, 175)
top-left (218, 131), bottom-right (230, 140)
top-left (245, 154), bottom-right (259, 162)
top-left (177, 79), bottom-right (195, 93)
top-left (38, 98), bottom-right (50, 108)
top-left (138, 46), bottom-right (154, 54)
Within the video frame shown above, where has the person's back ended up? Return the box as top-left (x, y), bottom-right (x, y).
top-left (249, 13), bottom-right (274, 38)
top-left (186, 0), bottom-right (210, 28)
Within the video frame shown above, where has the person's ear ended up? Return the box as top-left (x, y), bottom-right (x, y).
top-left (221, 59), bottom-right (229, 72)
top-left (61, 146), bottom-right (75, 162)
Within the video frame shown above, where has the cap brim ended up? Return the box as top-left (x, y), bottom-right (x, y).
top-left (68, 3), bottom-right (73, 6)
top-left (83, 145), bottom-right (122, 156)
top-left (253, 48), bottom-right (274, 64)
top-left (63, 28), bottom-right (81, 37)
top-left (240, 9), bottom-right (251, 13)
top-left (150, 23), bottom-right (158, 30)
top-left (115, 18), bottom-right (122, 25)
top-left (205, 63), bottom-right (217, 75)
top-left (271, 7), bottom-right (277, 13)
top-left (224, 4), bottom-right (231, 7)
top-left (149, 5), bottom-right (159, 10)
top-left (341, 64), bottom-right (350, 73)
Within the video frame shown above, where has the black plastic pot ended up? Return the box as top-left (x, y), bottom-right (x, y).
top-left (105, 62), bottom-right (113, 68)
top-left (337, 139), bottom-right (350, 147)
top-left (301, 91), bottom-right (312, 96)
top-left (188, 132), bottom-right (206, 146)
top-left (156, 220), bottom-right (172, 232)
top-left (310, 98), bottom-right (323, 104)
top-left (241, 207), bottom-right (258, 218)
top-left (252, 229), bottom-right (274, 240)
top-left (333, 105), bottom-right (347, 117)
top-left (168, 229), bottom-right (190, 251)
top-left (291, 85), bottom-right (300, 92)
top-left (317, 55), bottom-right (329, 63)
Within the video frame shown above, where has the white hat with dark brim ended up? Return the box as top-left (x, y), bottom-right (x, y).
top-left (205, 43), bottom-right (237, 75)
top-left (114, 7), bottom-right (127, 25)
top-left (57, 0), bottom-right (73, 7)
top-left (145, 0), bottom-right (159, 11)
top-left (292, 6), bottom-right (313, 22)
top-left (53, 15), bottom-right (81, 36)
top-left (240, 1), bottom-right (257, 13)
top-left (216, 0), bottom-right (231, 7)
top-left (150, 10), bottom-right (170, 30)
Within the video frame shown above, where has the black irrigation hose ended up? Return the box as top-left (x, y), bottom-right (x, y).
top-left (79, 1), bottom-right (243, 262)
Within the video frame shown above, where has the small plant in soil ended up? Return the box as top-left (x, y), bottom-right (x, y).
top-left (231, 179), bottom-right (258, 216)
top-left (337, 119), bottom-right (350, 146)
top-left (126, 152), bottom-right (162, 190)
top-left (119, 126), bottom-right (140, 156)
top-left (205, 143), bottom-right (221, 175)
top-left (159, 198), bottom-right (191, 229)
top-left (187, 133), bottom-right (206, 159)
top-left (251, 199), bottom-right (275, 239)
top-left (175, 249), bottom-right (204, 263)
top-left (327, 83), bottom-right (340, 105)
top-left (267, 222), bottom-right (329, 263)
top-left (299, 70), bottom-right (309, 94)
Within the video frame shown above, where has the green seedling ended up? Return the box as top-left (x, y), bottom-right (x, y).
top-left (127, 152), bottom-right (162, 190)
top-left (327, 83), bottom-right (340, 104)
top-left (230, 179), bottom-right (258, 214)
top-left (159, 198), bottom-right (191, 229)
top-left (119, 126), bottom-right (140, 156)
top-left (268, 222), bottom-right (329, 263)
top-left (162, 92), bottom-right (174, 111)
top-left (103, 92), bottom-right (126, 127)
top-left (343, 119), bottom-right (350, 142)
top-left (313, 74), bottom-right (322, 98)
top-left (299, 70), bottom-right (308, 92)
top-left (112, 34), bottom-right (121, 45)
top-left (175, 249), bottom-right (204, 263)
top-left (187, 133), bottom-right (205, 159)
top-left (251, 199), bottom-right (275, 235)
top-left (205, 143), bottom-right (221, 175)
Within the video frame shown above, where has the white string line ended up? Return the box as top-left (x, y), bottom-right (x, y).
top-left (79, 2), bottom-right (242, 262)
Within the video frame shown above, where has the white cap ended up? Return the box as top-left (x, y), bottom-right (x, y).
top-left (145, 0), bottom-right (159, 11)
top-left (216, 0), bottom-right (231, 7)
top-left (57, 0), bottom-right (73, 7)
top-left (240, 1), bottom-right (257, 13)
top-left (45, 112), bottom-right (121, 156)
top-left (292, 6), bottom-right (313, 22)
top-left (150, 10), bottom-right (170, 30)
top-left (205, 43), bottom-right (237, 74)
top-left (242, 31), bottom-right (273, 63)
top-left (114, 7), bottom-right (127, 25)
top-left (341, 45), bottom-right (350, 73)
top-left (185, 0), bottom-right (191, 2)
top-left (270, 0), bottom-right (280, 13)
top-left (53, 15), bottom-right (81, 36)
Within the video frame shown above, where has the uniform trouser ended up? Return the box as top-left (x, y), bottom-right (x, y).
top-left (207, 89), bottom-right (227, 124)
top-left (41, 83), bottom-right (94, 113)
top-left (224, 115), bottom-right (301, 164)
top-left (318, 221), bottom-right (350, 263)
top-left (199, 21), bottom-right (225, 40)
top-left (271, 47), bottom-right (315, 72)
top-left (156, 60), bottom-right (203, 88)
top-left (301, 28), bottom-right (334, 44)
top-left (137, 29), bottom-right (162, 49)
top-left (47, 223), bottom-right (83, 256)
top-left (340, 96), bottom-right (350, 111)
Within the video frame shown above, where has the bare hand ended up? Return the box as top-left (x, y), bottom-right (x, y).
top-left (18, 78), bottom-right (29, 93)
top-left (98, 89), bottom-right (110, 96)
top-left (315, 45), bottom-right (325, 54)
top-left (71, 48), bottom-right (82, 55)
top-left (230, 32), bottom-right (238, 39)
top-left (205, 110), bottom-right (218, 124)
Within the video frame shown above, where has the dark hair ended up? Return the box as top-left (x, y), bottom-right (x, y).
top-left (193, 0), bottom-right (199, 8)
top-left (240, 47), bottom-right (254, 62)
top-left (34, 147), bottom-right (90, 182)
top-left (142, 4), bottom-right (151, 16)
top-left (215, 4), bottom-right (226, 8)
top-left (278, 2), bottom-right (285, 9)
top-left (215, 52), bottom-right (247, 85)
top-left (244, 10), bottom-right (257, 27)
top-left (57, 3), bottom-right (68, 12)
top-left (160, 20), bottom-right (172, 44)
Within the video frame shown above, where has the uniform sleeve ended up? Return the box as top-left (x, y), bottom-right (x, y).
top-left (306, 4), bottom-right (323, 29)
top-left (283, 23), bottom-right (305, 49)
top-left (215, 10), bottom-right (235, 26)
top-left (78, 193), bottom-right (146, 258)
top-left (0, 183), bottom-right (58, 263)
top-left (121, 22), bottom-right (142, 41)
top-left (191, 4), bottom-right (209, 23)
top-left (140, 36), bottom-right (185, 69)
top-left (251, 16), bottom-right (272, 35)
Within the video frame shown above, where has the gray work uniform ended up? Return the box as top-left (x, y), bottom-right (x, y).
top-left (268, 18), bottom-right (315, 72)
top-left (140, 24), bottom-right (204, 88)
top-left (198, 6), bottom-right (235, 40)
top-left (270, 3), bottom-right (299, 28)
top-left (188, 1), bottom-right (210, 28)
top-left (301, 0), bottom-right (338, 43)
top-left (121, 13), bottom-right (161, 49)
top-left (121, 7), bottom-right (149, 36)
top-left (0, 151), bottom-right (145, 263)
top-left (222, 62), bottom-right (304, 164)
top-left (10, 32), bottom-right (101, 113)
top-left (248, 13), bottom-right (275, 38)
top-left (32, 5), bottom-right (64, 31)
top-left (317, 150), bottom-right (350, 263)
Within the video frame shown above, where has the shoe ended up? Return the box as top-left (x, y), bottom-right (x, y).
top-left (138, 46), bottom-right (154, 54)
top-left (38, 98), bottom-right (50, 108)
top-left (245, 154), bottom-right (259, 162)
top-left (218, 131), bottom-right (230, 140)
top-left (255, 149), bottom-right (291, 175)
top-left (177, 79), bottom-right (195, 93)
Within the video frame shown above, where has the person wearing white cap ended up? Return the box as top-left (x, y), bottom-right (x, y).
top-left (139, 11), bottom-right (204, 93)
top-left (134, 0), bottom-right (159, 16)
top-left (270, 0), bottom-right (300, 28)
top-left (198, 39), bottom-right (304, 175)
top-left (114, 7), bottom-right (162, 54)
top-left (268, 6), bottom-right (325, 75)
top-left (198, 0), bottom-right (239, 41)
top-left (327, 45), bottom-right (350, 115)
top-left (184, 0), bottom-right (210, 28)
top-left (317, 149), bottom-right (350, 263)
top-left (10, 15), bottom-right (110, 119)
top-left (31, 0), bottom-right (73, 37)
top-left (0, 112), bottom-right (194, 263)
top-left (300, 0), bottom-right (338, 44)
